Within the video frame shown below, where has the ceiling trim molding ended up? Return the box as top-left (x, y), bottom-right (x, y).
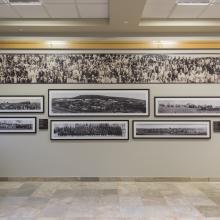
top-left (139, 19), bottom-right (220, 27)
top-left (1, 39), bottom-right (220, 49)
top-left (0, 18), bottom-right (109, 27)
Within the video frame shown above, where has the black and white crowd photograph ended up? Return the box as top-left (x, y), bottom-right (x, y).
top-left (49, 89), bottom-right (149, 116)
top-left (0, 96), bottom-right (44, 113)
top-left (51, 120), bottom-right (129, 140)
top-left (155, 97), bottom-right (220, 116)
top-left (0, 52), bottom-right (220, 84)
top-left (0, 117), bottom-right (36, 133)
top-left (133, 121), bottom-right (211, 139)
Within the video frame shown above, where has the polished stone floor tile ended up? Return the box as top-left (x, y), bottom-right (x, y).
top-left (196, 206), bottom-right (220, 217)
top-left (0, 181), bottom-right (220, 219)
top-left (8, 183), bottom-right (41, 197)
top-left (170, 205), bottom-right (204, 218)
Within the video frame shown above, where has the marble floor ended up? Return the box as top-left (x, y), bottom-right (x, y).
top-left (1, 181), bottom-right (220, 219)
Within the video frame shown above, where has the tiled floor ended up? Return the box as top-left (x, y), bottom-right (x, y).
top-left (1, 181), bottom-right (220, 219)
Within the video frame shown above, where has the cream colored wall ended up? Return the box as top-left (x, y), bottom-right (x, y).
top-left (0, 83), bottom-right (220, 178)
top-left (0, 45), bottom-right (220, 178)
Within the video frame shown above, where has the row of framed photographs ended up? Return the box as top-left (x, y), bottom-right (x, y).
top-left (0, 117), bottom-right (211, 140)
top-left (1, 90), bottom-right (220, 117)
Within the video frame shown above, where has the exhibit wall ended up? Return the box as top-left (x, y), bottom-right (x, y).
top-left (1, 38), bottom-right (220, 178)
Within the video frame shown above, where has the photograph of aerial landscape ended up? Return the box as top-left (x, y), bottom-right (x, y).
top-left (133, 121), bottom-right (210, 139)
top-left (51, 120), bottom-right (129, 140)
top-left (0, 117), bottom-right (36, 133)
top-left (0, 96), bottom-right (44, 113)
top-left (49, 89), bottom-right (149, 116)
top-left (155, 97), bottom-right (220, 116)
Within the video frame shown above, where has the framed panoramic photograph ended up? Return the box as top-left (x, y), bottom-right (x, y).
top-left (155, 97), bottom-right (220, 117)
top-left (0, 96), bottom-right (44, 113)
top-left (133, 120), bottom-right (211, 139)
top-left (48, 89), bottom-right (149, 117)
top-left (1, 50), bottom-right (220, 84)
top-left (50, 120), bottom-right (129, 140)
top-left (0, 117), bottom-right (36, 133)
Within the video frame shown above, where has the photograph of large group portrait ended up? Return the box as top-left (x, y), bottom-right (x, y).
top-left (1, 51), bottom-right (220, 84)
top-left (48, 89), bottom-right (149, 117)
top-left (133, 120), bottom-right (211, 139)
top-left (0, 96), bottom-right (44, 113)
top-left (50, 120), bottom-right (129, 140)
top-left (155, 97), bottom-right (220, 117)
top-left (0, 117), bottom-right (36, 133)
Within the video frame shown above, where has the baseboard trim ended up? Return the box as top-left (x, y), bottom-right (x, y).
top-left (0, 177), bottom-right (220, 182)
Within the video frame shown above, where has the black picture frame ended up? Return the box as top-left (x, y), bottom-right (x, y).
top-left (1, 50), bottom-right (220, 84)
top-left (154, 96), bottom-right (220, 117)
top-left (132, 120), bottom-right (211, 139)
top-left (48, 89), bottom-right (150, 117)
top-left (0, 95), bottom-right (44, 113)
top-left (0, 117), bottom-right (37, 134)
top-left (50, 120), bottom-right (129, 140)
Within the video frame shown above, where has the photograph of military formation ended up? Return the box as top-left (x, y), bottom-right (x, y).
top-left (1, 52), bottom-right (220, 84)
top-left (133, 121), bottom-right (210, 139)
top-left (49, 89), bottom-right (149, 116)
top-left (0, 96), bottom-right (44, 113)
top-left (155, 97), bottom-right (220, 116)
top-left (51, 120), bottom-right (129, 140)
top-left (0, 117), bottom-right (36, 133)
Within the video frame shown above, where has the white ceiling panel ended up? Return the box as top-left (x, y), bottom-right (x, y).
top-left (42, 0), bottom-right (75, 3)
top-left (200, 4), bottom-right (220, 18)
top-left (13, 5), bottom-right (49, 18)
top-left (170, 5), bottom-right (206, 18)
top-left (0, 4), bottom-right (19, 18)
top-left (78, 3), bottom-right (108, 18)
top-left (44, 3), bottom-right (78, 18)
top-left (145, 0), bottom-right (175, 3)
top-left (142, 0), bottom-right (176, 18)
top-left (76, 0), bottom-right (108, 3)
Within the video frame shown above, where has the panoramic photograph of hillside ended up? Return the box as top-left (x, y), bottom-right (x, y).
top-left (51, 94), bottom-right (146, 114)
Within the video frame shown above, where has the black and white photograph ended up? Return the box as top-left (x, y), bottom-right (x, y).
top-left (0, 51), bottom-right (220, 84)
top-left (155, 97), bottom-right (220, 117)
top-left (0, 96), bottom-right (44, 113)
top-left (133, 120), bottom-right (211, 139)
top-left (50, 120), bottom-right (129, 140)
top-left (0, 117), bottom-right (36, 133)
top-left (48, 89), bottom-right (149, 117)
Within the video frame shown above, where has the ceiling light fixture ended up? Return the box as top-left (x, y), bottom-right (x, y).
top-left (46, 41), bottom-right (67, 48)
top-left (176, 0), bottom-right (210, 5)
top-left (152, 40), bottom-right (177, 48)
top-left (7, 0), bottom-right (41, 5)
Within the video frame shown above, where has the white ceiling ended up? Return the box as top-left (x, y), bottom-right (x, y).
top-left (1, 0), bottom-right (219, 20)
top-left (0, 0), bottom-right (220, 36)
top-left (0, 0), bottom-right (109, 18)
top-left (142, 0), bottom-right (220, 18)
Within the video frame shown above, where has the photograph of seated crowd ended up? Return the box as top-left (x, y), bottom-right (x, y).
top-left (53, 123), bottom-right (125, 137)
top-left (0, 53), bottom-right (220, 83)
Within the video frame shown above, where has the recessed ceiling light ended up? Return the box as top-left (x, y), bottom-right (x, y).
top-left (152, 40), bottom-right (177, 47)
top-left (7, 0), bottom-right (41, 5)
top-left (46, 41), bottom-right (67, 48)
top-left (176, 0), bottom-right (210, 5)
top-left (123, 21), bottom-right (129, 24)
